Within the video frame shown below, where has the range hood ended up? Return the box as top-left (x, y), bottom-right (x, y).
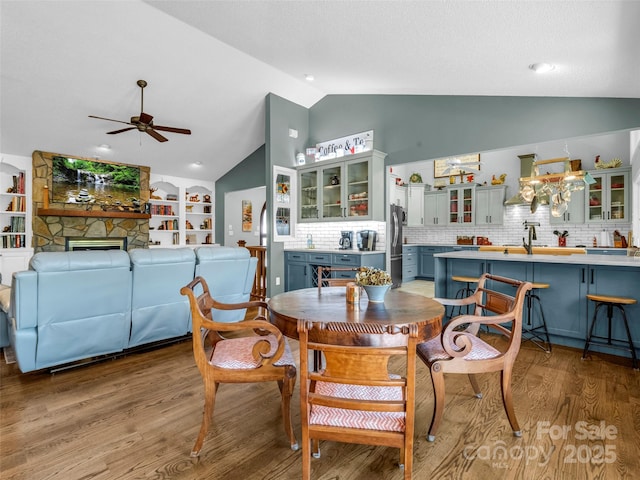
top-left (504, 153), bottom-right (549, 206)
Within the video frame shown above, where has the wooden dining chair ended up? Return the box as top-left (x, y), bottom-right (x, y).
top-left (417, 273), bottom-right (532, 441)
top-left (316, 266), bottom-right (359, 291)
top-left (180, 276), bottom-right (298, 457)
top-left (298, 319), bottom-right (419, 480)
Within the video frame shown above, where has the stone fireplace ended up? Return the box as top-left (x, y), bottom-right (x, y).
top-left (32, 150), bottom-right (151, 253)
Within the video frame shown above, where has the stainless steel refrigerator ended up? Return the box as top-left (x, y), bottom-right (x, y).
top-left (390, 204), bottom-right (403, 288)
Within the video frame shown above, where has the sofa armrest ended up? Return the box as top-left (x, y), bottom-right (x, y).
top-left (10, 270), bottom-right (38, 330)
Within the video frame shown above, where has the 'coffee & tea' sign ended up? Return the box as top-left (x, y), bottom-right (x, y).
top-left (315, 130), bottom-right (373, 161)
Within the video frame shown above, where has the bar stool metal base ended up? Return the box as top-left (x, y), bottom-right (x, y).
top-left (450, 276), bottom-right (479, 319)
top-left (582, 294), bottom-right (638, 370)
top-left (522, 283), bottom-right (552, 353)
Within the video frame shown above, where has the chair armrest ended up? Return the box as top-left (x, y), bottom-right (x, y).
top-left (201, 316), bottom-right (287, 364)
top-left (433, 296), bottom-right (477, 307)
top-left (440, 311), bottom-right (515, 358)
top-left (10, 271), bottom-right (38, 330)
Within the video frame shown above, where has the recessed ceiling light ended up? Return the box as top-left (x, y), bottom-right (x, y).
top-left (97, 144), bottom-right (111, 150)
top-left (529, 63), bottom-right (555, 73)
top-left (193, 161), bottom-right (202, 167)
top-left (304, 74), bottom-right (314, 82)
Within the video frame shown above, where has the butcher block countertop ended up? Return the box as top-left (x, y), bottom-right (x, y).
top-left (478, 246), bottom-right (587, 255)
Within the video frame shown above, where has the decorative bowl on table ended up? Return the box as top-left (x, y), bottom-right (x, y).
top-left (362, 284), bottom-right (391, 303)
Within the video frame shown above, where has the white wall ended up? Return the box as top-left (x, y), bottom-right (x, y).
top-left (391, 130), bottom-right (632, 200)
top-left (224, 186), bottom-right (265, 246)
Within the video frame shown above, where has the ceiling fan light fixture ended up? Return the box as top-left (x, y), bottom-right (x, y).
top-left (529, 62), bottom-right (555, 73)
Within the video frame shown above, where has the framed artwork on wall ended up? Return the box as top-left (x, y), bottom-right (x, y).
top-left (433, 154), bottom-right (481, 178)
top-left (242, 200), bottom-right (252, 232)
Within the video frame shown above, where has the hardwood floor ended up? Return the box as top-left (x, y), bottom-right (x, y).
top-left (1, 282), bottom-right (639, 479)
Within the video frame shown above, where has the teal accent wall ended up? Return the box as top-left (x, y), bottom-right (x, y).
top-left (265, 93), bottom-right (309, 296)
top-left (309, 96), bottom-right (640, 165)
top-left (214, 145), bottom-right (266, 244)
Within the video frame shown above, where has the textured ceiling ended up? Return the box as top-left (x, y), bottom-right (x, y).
top-left (2, 1), bottom-right (638, 181)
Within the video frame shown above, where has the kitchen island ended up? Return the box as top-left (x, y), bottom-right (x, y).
top-left (434, 250), bottom-right (640, 360)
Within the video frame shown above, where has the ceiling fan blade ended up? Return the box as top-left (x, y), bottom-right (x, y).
top-left (139, 112), bottom-right (153, 125)
top-left (89, 115), bottom-right (133, 126)
top-left (146, 128), bottom-right (168, 142)
top-left (107, 127), bottom-right (137, 135)
top-left (153, 125), bottom-right (192, 135)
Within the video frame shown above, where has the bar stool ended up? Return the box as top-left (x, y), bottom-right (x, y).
top-left (522, 282), bottom-right (552, 353)
top-left (582, 294), bottom-right (638, 370)
top-left (450, 276), bottom-right (479, 317)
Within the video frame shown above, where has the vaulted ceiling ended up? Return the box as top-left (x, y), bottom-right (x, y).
top-left (2, 1), bottom-right (638, 181)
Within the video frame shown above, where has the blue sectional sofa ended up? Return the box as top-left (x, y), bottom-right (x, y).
top-left (5, 246), bottom-right (257, 373)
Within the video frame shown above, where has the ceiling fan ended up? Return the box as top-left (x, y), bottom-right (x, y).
top-left (89, 80), bottom-right (191, 142)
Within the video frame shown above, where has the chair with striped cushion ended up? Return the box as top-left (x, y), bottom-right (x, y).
top-left (181, 276), bottom-right (298, 457)
top-left (298, 320), bottom-right (419, 480)
top-left (417, 273), bottom-right (532, 442)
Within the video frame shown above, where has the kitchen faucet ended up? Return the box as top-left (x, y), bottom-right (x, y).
top-left (523, 221), bottom-right (540, 255)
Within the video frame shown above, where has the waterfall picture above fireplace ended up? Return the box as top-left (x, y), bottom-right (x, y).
top-left (51, 156), bottom-right (141, 207)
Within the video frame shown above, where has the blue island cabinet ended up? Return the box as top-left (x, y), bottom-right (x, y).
top-left (532, 263), bottom-right (588, 346)
top-left (435, 251), bottom-right (640, 362)
top-left (440, 257), bottom-right (531, 297)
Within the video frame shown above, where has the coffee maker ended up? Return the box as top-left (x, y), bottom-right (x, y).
top-left (357, 230), bottom-right (377, 251)
top-left (339, 231), bottom-right (353, 250)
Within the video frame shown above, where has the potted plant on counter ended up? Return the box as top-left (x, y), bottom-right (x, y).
top-left (356, 267), bottom-right (392, 303)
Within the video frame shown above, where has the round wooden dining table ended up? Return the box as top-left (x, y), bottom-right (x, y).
top-left (268, 286), bottom-right (444, 346)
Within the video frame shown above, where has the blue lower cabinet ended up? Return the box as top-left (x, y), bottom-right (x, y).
top-left (533, 263), bottom-right (587, 343)
top-left (284, 251), bottom-right (384, 291)
top-left (285, 252), bottom-right (310, 291)
top-left (403, 246), bottom-right (417, 282)
top-left (418, 246), bottom-right (444, 280)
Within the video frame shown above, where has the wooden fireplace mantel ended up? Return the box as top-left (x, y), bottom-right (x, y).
top-left (37, 208), bottom-right (151, 219)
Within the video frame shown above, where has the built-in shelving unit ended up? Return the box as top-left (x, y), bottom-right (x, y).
top-left (148, 176), bottom-right (215, 248)
top-left (185, 185), bottom-right (214, 246)
top-left (0, 161), bottom-right (27, 249)
top-left (0, 155), bottom-right (33, 284)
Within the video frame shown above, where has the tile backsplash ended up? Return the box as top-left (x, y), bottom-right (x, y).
top-left (404, 204), bottom-right (632, 248)
top-left (283, 206), bottom-right (631, 251)
top-left (284, 221), bottom-right (386, 250)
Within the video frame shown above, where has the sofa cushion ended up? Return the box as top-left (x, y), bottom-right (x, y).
top-left (129, 248), bottom-right (196, 347)
top-left (195, 247), bottom-right (257, 323)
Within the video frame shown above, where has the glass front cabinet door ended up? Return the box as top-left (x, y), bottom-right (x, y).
top-left (299, 169), bottom-right (319, 221)
top-left (447, 186), bottom-right (475, 225)
top-left (586, 167), bottom-right (630, 223)
top-left (298, 150), bottom-right (386, 223)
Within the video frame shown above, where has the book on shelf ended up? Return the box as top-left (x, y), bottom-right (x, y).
top-left (11, 173), bottom-right (25, 195)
